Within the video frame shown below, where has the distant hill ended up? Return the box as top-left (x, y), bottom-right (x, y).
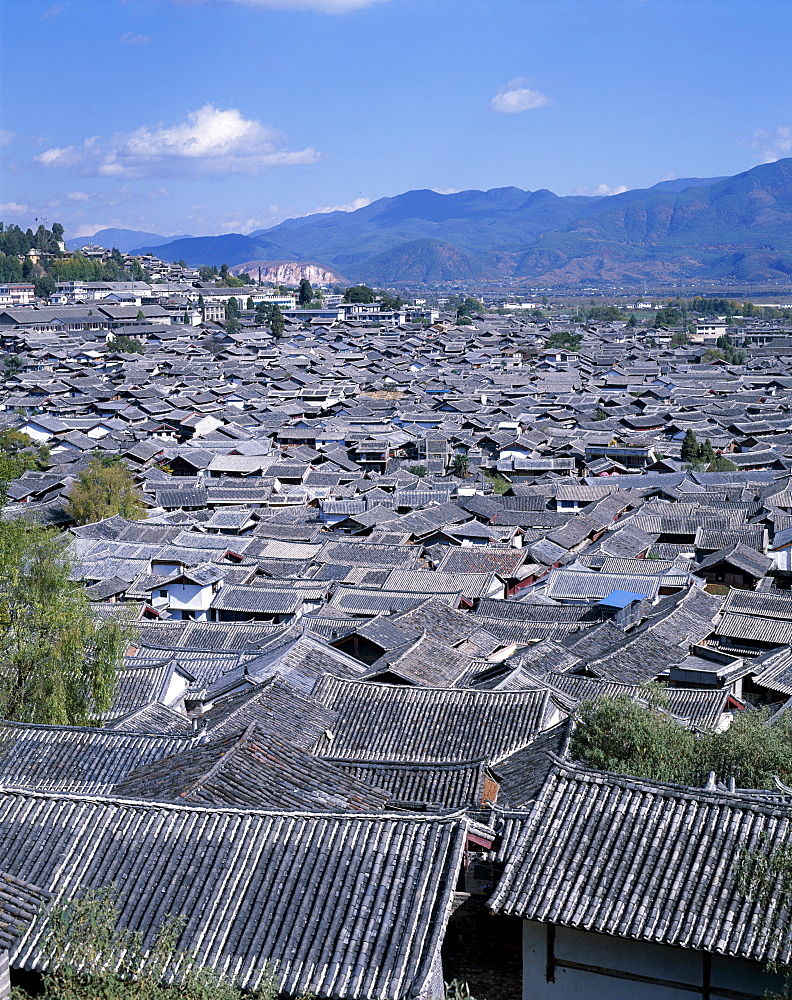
top-left (355, 239), bottom-right (496, 284)
top-left (135, 159), bottom-right (792, 285)
top-left (510, 159), bottom-right (792, 285)
top-left (130, 233), bottom-right (291, 267)
top-left (66, 229), bottom-right (192, 252)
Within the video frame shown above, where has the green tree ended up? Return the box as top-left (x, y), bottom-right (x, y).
top-left (129, 259), bottom-right (148, 282)
top-left (456, 296), bottom-right (483, 320)
top-left (224, 297), bottom-right (239, 322)
top-left (297, 278), bottom-right (313, 306)
top-left (680, 429), bottom-right (699, 463)
top-left (571, 690), bottom-right (698, 785)
top-left (343, 284), bottom-right (376, 303)
top-left (698, 438), bottom-right (716, 463)
top-left (670, 331), bottom-right (688, 346)
top-left (270, 304), bottom-right (285, 339)
top-left (703, 348), bottom-right (726, 363)
top-left (710, 455), bottom-right (738, 472)
top-left (34, 273), bottom-right (57, 299)
top-left (246, 296), bottom-right (255, 310)
top-left (408, 464), bottom-right (427, 477)
top-left (0, 428), bottom-right (49, 487)
top-left (654, 307), bottom-right (683, 328)
top-left (379, 290), bottom-right (403, 311)
top-left (593, 407), bottom-right (609, 421)
top-left (706, 707), bottom-right (792, 789)
top-left (109, 335), bottom-right (144, 355)
top-left (19, 884), bottom-right (282, 1000)
top-left (572, 695), bottom-right (792, 790)
top-left (3, 354), bottom-right (23, 377)
top-left (67, 455), bottom-right (146, 525)
top-left (451, 454), bottom-right (470, 478)
top-left (487, 473), bottom-right (511, 495)
top-left (255, 301), bottom-right (273, 325)
top-left (546, 331), bottom-right (583, 350)
top-left (0, 518), bottom-right (131, 725)
top-left (219, 263), bottom-right (230, 280)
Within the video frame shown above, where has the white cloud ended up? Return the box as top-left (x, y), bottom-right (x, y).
top-left (432, 187), bottom-right (460, 195)
top-left (39, 3), bottom-right (65, 20)
top-left (209, 197), bottom-right (370, 234)
top-left (750, 124), bottom-right (792, 163)
top-left (308, 196), bottom-right (371, 214)
top-left (176, 0), bottom-right (390, 12)
top-left (72, 223), bottom-right (119, 238)
top-left (0, 202), bottom-right (29, 216)
top-left (119, 31), bottom-right (153, 44)
top-left (491, 79), bottom-right (549, 114)
top-left (66, 191), bottom-right (91, 201)
top-left (0, 130), bottom-right (15, 147)
top-left (573, 182), bottom-right (628, 197)
top-left (592, 183), bottom-right (628, 196)
top-left (34, 105), bottom-right (322, 178)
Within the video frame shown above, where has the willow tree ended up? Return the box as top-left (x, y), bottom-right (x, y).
top-left (67, 454), bottom-right (146, 525)
top-left (0, 518), bottom-right (132, 725)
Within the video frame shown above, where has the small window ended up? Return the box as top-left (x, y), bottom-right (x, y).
top-left (158, 589), bottom-right (168, 598)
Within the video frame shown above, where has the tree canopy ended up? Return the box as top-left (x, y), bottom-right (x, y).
top-left (680, 429), bottom-right (700, 463)
top-left (17, 884), bottom-right (283, 1000)
top-left (3, 354), bottom-right (24, 377)
top-left (456, 296), bottom-right (483, 320)
top-left (67, 455), bottom-right (147, 525)
top-left (297, 278), bottom-right (313, 306)
top-left (451, 454), bottom-right (470, 478)
top-left (108, 335), bottom-right (144, 355)
top-left (270, 304), bottom-right (285, 339)
top-left (0, 518), bottom-right (131, 725)
top-left (0, 428), bottom-right (49, 489)
top-left (343, 285), bottom-right (376, 304)
top-left (545, 331), bottom-right (583, 351)
top-left (571, 691), bottom-right (792, 789)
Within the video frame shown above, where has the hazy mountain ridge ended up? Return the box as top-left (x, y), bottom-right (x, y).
top-left (120, 159), bottom-right (792, 284)
top-left (66, 229), bottom-right (192, 252)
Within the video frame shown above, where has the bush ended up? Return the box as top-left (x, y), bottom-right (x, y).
top-left (545, 332), bottom-right (583, 350)
top-left (13, 885), bottom-right (282, 1000)
top-left (571, 693), bottom-right (792, 790)
top-left (67, 455), bottom-right (146, 525)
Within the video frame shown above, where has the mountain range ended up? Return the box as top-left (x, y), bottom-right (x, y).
top-left (92, 159), bottom-right (792, 285)
top-left (66, 229), bottom-right (192, 253)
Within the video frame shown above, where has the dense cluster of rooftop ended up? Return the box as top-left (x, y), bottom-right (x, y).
top-left (1, 280), bottom-right (792, 1000)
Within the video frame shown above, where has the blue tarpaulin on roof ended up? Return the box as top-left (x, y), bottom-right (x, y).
top-left (597, 589), bottom-right (648, 609)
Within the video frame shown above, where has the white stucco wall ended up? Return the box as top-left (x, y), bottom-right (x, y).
top-left (522, 920), bottom-right (782, 1000)
top-left (164, 581), bottom-right (213, 613)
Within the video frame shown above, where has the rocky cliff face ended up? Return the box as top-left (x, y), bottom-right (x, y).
top-left (229, 260), bottom-right (348, 284)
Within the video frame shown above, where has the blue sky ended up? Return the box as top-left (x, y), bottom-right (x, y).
top-left (2, 0), bottom-right (791, 240)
